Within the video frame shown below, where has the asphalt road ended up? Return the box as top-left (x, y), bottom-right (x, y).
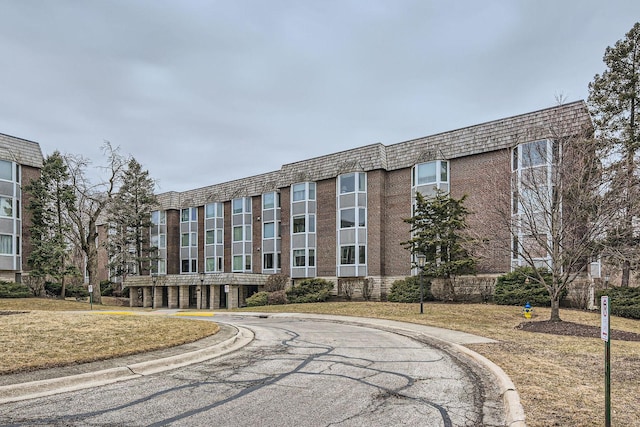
top-left (0, 314), bottom-right (506, 426)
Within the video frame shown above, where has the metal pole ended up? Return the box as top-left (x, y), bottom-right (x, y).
top-left (419, 272), bottom-right (424, 314)
top-left (605, 300), bottom-right (611, 427)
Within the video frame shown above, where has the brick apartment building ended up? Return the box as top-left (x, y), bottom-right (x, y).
top-left (124, 101), bottom-right (593, 309)
top-left (0, 133), bottom-right (44, 283)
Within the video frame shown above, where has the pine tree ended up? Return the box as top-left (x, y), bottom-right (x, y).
top-left (25, 151), bottom-right (78, 297)
top-left (403, 190), bottom-right (476, 280)
top-left (106, 158), bottom-right (157, 287)
top-left (588, 22), bottom-right (640, 286)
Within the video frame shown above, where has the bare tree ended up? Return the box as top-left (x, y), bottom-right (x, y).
top-left (65, 143), bottom-right (125, 304)
top-left (476, 110), bottom-right (613, 321)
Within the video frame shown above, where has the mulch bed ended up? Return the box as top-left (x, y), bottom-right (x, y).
top-left (517, 320), bottom-right (640, 341)
top-left (0, 311), bottom-right (28, 315)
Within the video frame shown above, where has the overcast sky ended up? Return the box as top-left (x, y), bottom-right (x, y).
top-left (1, 1), bottom-right (638, 193)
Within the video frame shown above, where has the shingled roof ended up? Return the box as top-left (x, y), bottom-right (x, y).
top-left (0, 133), bottom-right (44, 168)
top-left (155, 101), bottom-right (592, 210)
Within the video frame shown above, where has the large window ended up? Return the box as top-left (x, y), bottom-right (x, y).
top-left (0, 234), bottom-right (12, 254)
top-left (340, 245), bottom-right (365, 265)
top-left (292, 182), bottom-right (316, 201)
top-left (413, 160), bottom-right (449, 187)
top-left (339, 172), bottom-right (366, 194)
top-left (233, 197), bottom-right (252, 214)
top-left (0, 160), bottom-right (12, 181)
top-left (205, 203), bottom-right (223, 218)
top-left (0, 197), bottom-right (12, 218)
top-left (340, 208), bottom-right (366, 228)
top-left (263, 192), bottom-right (278, 209)
top-left (263, 222), bottom-right (275, 239)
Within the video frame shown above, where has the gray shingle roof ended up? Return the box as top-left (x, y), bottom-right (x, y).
top-left (155, 101), bottom-right (592, 210)
top-left (0, 133), bottom-right (44, 168)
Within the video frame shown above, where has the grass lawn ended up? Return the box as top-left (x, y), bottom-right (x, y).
top-left (1, 298), bottom-right (638, 426)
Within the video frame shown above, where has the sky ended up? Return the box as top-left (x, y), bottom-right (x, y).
top-left (1, 1), bottom-right (639, 193)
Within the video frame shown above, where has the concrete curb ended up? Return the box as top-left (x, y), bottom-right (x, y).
top-left (0, 326), bottom-right (254, 404)
top-left (228, 312), bottom-right (526, 427)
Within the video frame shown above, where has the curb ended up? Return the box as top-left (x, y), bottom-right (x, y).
top-left (0, 326), bottom-right (254, 404)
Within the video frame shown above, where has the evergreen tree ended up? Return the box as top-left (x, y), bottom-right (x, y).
top-left (25, 151), bottom-right (78, 297)
top-left (106, 158), bottom-right (157, 286)
top-left (403, 190), bottom-right (476, 280)
top-left (588, 22), bottom-right (640, 286)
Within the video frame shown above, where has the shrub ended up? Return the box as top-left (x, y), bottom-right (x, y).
top-left (66, 285), bottom-right (89, 298)
top-left (101, 280), bottom-right (115, 296)
top-left (387, 276), bottom-right (433, 303)
top-left (267, 290), bottom-right (288, 305)
top-left (286, 278), bottom-right (333, 304)
top-left (598, 287), bottom-right (640, 320)
top-left (265, 274), bottom-right (289, 292)
top-left (0, 281), bottom-right (32, 298)
top-left (246, 291), bottom-right (269, 307)
top-left (44, 281), bottom-right (62, 297)
top-left (494, 267), bottom-right (560, 306)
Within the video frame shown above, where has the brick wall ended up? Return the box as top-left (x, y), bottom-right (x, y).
top-left (382, 168), bottom-right (412, 276)
top-left (166, 209), bottom-right (181, 275)
top-left (316, 178), bottom-right (336, 277)
top-left (366, 169), bottom-right (385, 277)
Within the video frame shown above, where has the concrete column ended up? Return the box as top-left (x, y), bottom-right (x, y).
top-left (168, 286), bottom-right (179, 309)
top-left (210, 285), bottom-right (220, 309)
top-left (196, 285), bottom-right (203, 309)
top-left (179, 285), bottom-right (190, 309)
top-left (129, 286), bottom-right (140, 307)
top-left (154, 286), bottom-right (164, 309)
top-left (142, 287), bottom-right (152, 308)
top-left (228, 285), bottom-right (239, 309)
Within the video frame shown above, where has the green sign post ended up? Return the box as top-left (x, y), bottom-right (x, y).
top-left (601, 296), bottom-right (610, 427)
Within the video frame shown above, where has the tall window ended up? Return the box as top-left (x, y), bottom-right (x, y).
top-left (232, 197), bottom-right (252, 272)
top-left (290, 183), bottom-right (316, 277)
top-left (337, 173), bottom-right (368, 277)
top-left (205, 202), bottom-right (224, 273)
top-left (0, 234), bottom-right (12, 254)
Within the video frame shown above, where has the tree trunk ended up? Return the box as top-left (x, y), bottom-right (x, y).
top-left (550, 297), bottom-right (562, 322)
top-left (87, 241), bottom-right (102, 305)
top-left (621, 259), bottom-right (630, 287)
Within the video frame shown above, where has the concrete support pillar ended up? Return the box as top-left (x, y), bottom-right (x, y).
top-left (228, 285), bottom-right (239, 309)
top-left (142, 287), bottom-right (152, 308)
top-left (168, 286), bottom-right (179, 309)
top-left (154, 286), bottom-right (164, 309)
top-left (179, 285), bottom-right (190, 309)
top-left (196, 285), bottom-right (203, 310)
top-left (210, 285), bottom-right (220, 310)
top-left (129, 286), bottom-right (140, 307)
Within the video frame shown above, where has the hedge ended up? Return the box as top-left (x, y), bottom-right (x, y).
top-left (494, 267), bottom-right (561, 306)
top-left (387, 276), bottom-right (433, 303)
top-left (597, 287), bottom-right (640, 320)
top-left (0, 281), bottom-right (32, 298)
top-left (286, 278), bottom-right (333, 304)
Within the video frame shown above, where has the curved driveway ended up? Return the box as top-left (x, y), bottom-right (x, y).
top-left (0, 313), bottom-right (511, 426)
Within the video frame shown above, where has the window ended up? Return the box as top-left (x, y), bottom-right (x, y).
top-left (264, 253), bottom-right (274, 269)
top-left (0, 160), bottom-right (11, 181)
top-left (521, 140), bottom-right (547, 168)
top-left (216, 229), bottom-right (223, 244)
top-left (293, 216), bottom-right (306, 233)
top-left (159, 234), bottom-right (166, 249)
top-left (181, 209), bottom-right (190, 222)
top-left (151, 211), bottom-right (159, 225)
top-left (0, 234), bottom-right (12, 254)
top-left (292, 183), bottom-right (316, 201)
top-left (340, 208), bottom-right (366, 228)
top-left (206, 257), bottom-right (216, 272)
top-left (158, 259), bottom-right (166, 274)
top-left (309, 249), bottom-right (315, 267)
top-left (359, 245), bottom-right (366, 264)
top-left (413, 161), bottom-right (449, 187)
top-left (181, 259), bottom-right (190, 273)
top-left (233, 256), bottom-right (243, 271)
top-left (181, 233), bottom-right (190, 247)
top-left (245, 255), bottom-right (252, 270)
top-left (206, 230), bottom-right (215, 245)
top-left (191, 232), bottom-right (197, 246)
top-left (205, 203), bottom-right (220, 218)
top-left (340, 246), bottom-right (355, 265)
top-left (15, 236), bottom-right (19, 255)
top-left (159, 211), bottom-right (166, 225)
top-left (150, 235), bottom-right (159, 247)
top-left (263, 192), bottom-right (275, 209)
top-left (292, 183), bottom-right (306, 201)
top-left (233, 198), bottom-right (243, 214)
top-left (0, 197), bottom-right (12, 218)
top-left (339, 173), bottom-right (366, 194)
top-left (416, 162), bottom-right (436, 185)
top-left (233, 226), bottom-right (243, 242)
top-left (263, 222), bottom-right (275, 239)
top-left (293, 249), bottom-right (306, 267)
